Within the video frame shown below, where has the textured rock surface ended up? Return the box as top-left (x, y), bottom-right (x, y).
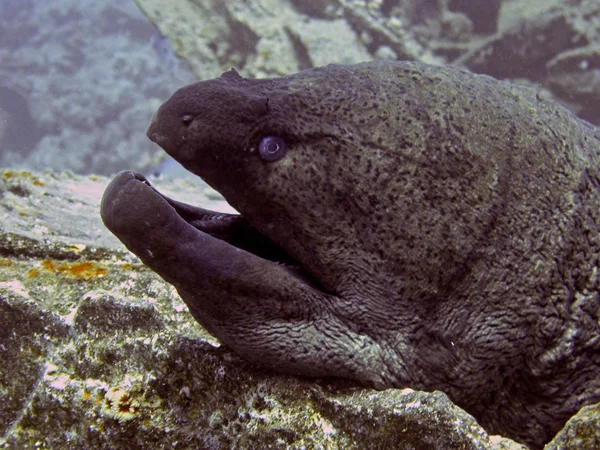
top-left (133, 0), bottom-right (600, 129)
top-left (545, 404), bottom-right (600, 450)
top-left (546, 44), bottom-right (600, 125)
top-left (0, 168), bottom-right (533, 449)
top-left (455, 0), bottom-right (597, 80)
top-left (132, 0), bottom-right (441, 80)
top-left (454, 0), bottom-right (600, 124)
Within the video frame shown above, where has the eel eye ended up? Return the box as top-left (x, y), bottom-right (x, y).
top-left (258, 136), bottom-right (286, 162)
top-left (181, 115), bottom-right (193, 126)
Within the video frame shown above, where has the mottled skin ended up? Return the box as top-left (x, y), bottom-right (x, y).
top-left (101, 61), bottom-right (600, 448)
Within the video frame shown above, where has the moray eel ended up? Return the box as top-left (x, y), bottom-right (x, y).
top-left (101, 61), bottom-right (600, 448)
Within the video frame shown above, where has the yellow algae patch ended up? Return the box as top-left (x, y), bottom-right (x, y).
top-left (26, 268), bottom-right (40, 278)
top-left (2, 169), bottom-right (43, 185)
top-left (41, 260), bottom-right (107, 279)
top-left (67, 243), bottom-right (87, 253)
top-left (82, 389), bottom-right (92, 402)
top-left (26, 260), bottom-right (109, 279)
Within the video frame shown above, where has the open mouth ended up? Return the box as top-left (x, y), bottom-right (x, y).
top-left (145, 175), bottom-right (301, 268)
top-left (101, 171), bottom-right (330, 294)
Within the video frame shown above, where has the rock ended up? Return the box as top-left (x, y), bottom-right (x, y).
top-left (453, 0), bottom-right (600, 125)
top-left (448, 0), bottom-right (502, 33)
top-left (0, 168), bottom-right (534, 449)
top-left (288, 0), bottom-right (341, 19)
top-left (132, 0), bottom-right (441, 80)
top-left (546, 404), bottom-right (600, 449)
top-left (496, 0), bottom-right (563, 33)
top-left (546, 44), bottom-right (600, 125)
top-left (338, 0), bottom-right (442, 64)
top-left (454, 7), bottom-right (589, 80)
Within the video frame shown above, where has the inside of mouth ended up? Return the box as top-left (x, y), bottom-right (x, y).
top-left (136, 174), bottom-right (334, 294)
top-left (150, 182), bottom-right (301, 268)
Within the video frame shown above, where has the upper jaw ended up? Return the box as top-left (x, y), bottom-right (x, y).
top-left (146, 106), bottom-right (188, 163)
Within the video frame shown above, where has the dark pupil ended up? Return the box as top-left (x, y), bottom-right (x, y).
top-left (267, 142), bottom-right (280, 153)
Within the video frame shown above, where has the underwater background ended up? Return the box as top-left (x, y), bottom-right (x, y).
top-left (0, 0), bottom-right (598, 177)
